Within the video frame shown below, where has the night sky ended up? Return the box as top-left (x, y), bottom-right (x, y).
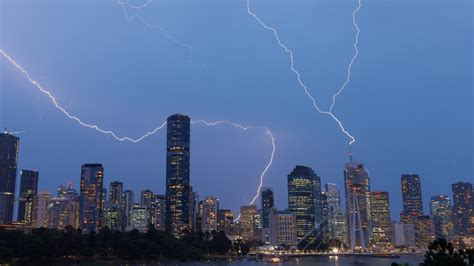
top-left (0, 0), bottom-right (472, 220)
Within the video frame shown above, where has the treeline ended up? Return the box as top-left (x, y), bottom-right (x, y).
top-left (0, 225), bottom-right (253, 263)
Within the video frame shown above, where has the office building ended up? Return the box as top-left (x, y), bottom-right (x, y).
top-left (430, 195), bottom-right (452, 239)
top-left (201, 196), bottom-right (219, 233)
top-left (0, 132), bottom-right (20, 224)
top-left (287, 165), bottom-right (322, 242)
top-left (165, 114), bottom-right (191, 236)
top-left (79, 163), bottom-right (104, 233)
top-left (452, 182), bottom-right (473, 236)
top-left (370, 191), bottom-right (391, 248)
top-left (17, 170), bottom-right (39, 224)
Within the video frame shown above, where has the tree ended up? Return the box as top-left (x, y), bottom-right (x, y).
top-left (421, 238), bottom-right (467, 266)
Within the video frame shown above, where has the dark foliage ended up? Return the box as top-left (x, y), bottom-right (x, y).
top-left (421, 238), bottom-right (473, 266)
top-left (0, 225), bottom-right (240, 263)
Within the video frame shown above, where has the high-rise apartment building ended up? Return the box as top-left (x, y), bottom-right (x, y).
top-left (165, 114), bottom-right (191, 237)
top-left (79, 163), bottom-right (104, 233)
top-left (201, 196), bottom-right (219, 233)
top-left (0, 132), bottom-right (20, 224)
top-left (17, 170), bottom-right (39, 224)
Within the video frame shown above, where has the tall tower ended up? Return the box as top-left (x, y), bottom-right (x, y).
top-left (17, 170), bottom-right (39, 223)
top-left (165, 113), bottom-right (191, 237)
top-left (400, 174), bottom-right (423, 223)
top-left (451, 182), bottom-right (473, 236)
top-left (261, 187), bottom-right (274, 228)
top-left (79, 163), bottom-right (104, 233)
top-left (344, 161), bottom-right (371, 250)
top-left (430, 195), bottom-right (452, 239)
top-left (0, 131), bottom-right (20, 224)
top-left (370, 191), bottom-right (391, 248)
top-left (287, 165), bottom-right (322, 244)
top-left (109, 181), bottom-right (123, 205)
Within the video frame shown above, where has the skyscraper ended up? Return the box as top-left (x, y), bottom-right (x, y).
top-left (370, 191), bottom-right (391, 248)
top-left (261, 187), bottom-right (274, 228)
top-left (31, 192), bottom-right (51, 228)
top-left (102, 202), bottom-right (123, 231)
top-left (287, 165), bottom-right (322, 243)
top-left (123, 189), bottom-right (134, 228)
top-left (201, 196), bottom-right (219, 233)
top-left (344, 162), bottom-right (371, 250)
top-left (451, 182), bottom-right (473, 236)
top-left (430, 195), bottom-right (452, 239)
top-left (17, 170), bottom-right (39, 224)
top-left (239, 205), bottom-right (258, 240)
top-left (109, 181), bottom-right (123, 205)
top-left (324, 183), bottom-right (347, 244)
top-left (165, 113), bottom-right (191, 237)
top-left (0, 132), bottom-right (20, 224)
top-left (400, 174), bottom-right (423, 224)
top-left (79, 163), bottom-right (104, 233)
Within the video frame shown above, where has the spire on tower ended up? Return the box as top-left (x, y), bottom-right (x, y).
top-left (349, 145), bottom-right (353, 163)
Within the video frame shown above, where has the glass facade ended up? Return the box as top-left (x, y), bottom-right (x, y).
top-left (165, 113), bottom-right (191, 237)
top-left (0, 132), bottom-right (20, 224)
top-left (430, 195), bottom-right (452, 239)
top-left (79, 163), bottom-right (104, 233)
top-left (451, 182), bottom-right (473, 236)
top-left (17, 170), bottom-right (39, 224)
top-left (287, 165), bottom-right (322, 243)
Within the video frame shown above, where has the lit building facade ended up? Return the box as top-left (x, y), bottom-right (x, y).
top-left (451, 182), bottom-right (473, 236)
top-left (239, 205), bottom-right (258, 241)
top-left (165, 114), bottom-right (191, 237)
top-left (31, 192), bottom-right (51, 228)
top-left (109, 181), bottom-right (123, 205)
top-left (79, 163), bottom-right (104, 233)
top-left (127, 204), bottom-right (149, 232)
top-left (400, 174), bottom-right (423, 224)
top-left (324, 183), bottom-right (347, 246)
top-left (201, 196), bottom-right (219, 233)
top-left (270, 210), bottom-right (298, 246)
top-left (0, 132), bottom-right (20, 224)
top-left (430, 195), bottom-right (452, 239)
top-left (417, 215), bottom-right (435, 247)
top-left (152, 194), bottom-right (166, 231)
top-left (102, 202), bottom-right (123, 231)
top-left (123, 189), bottom-right (134, 228)
top-left (17, 170), bottom-right (39, 224)
top-left (287, 165), bottom-right (322, 242)
top-left (217, 209), bottom-right (233, 236)
top-left (370, 191), bottom-right (391, 248)
top-left (344, 162), bottom-right (371, 250)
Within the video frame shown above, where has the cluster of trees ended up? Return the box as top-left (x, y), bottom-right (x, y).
top-left (0, 225), bottom-right (247, 263)
top-left (421, 238), bottom-right (474, 266)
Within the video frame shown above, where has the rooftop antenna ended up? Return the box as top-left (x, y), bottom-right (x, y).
top-left (349, 145), bottom-right (353, 163)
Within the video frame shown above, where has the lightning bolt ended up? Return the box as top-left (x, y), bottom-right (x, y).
top-left (246, 0), bottom-right (362, 146)
top-left (0, 49), bottom-right (274, 220)
top-left (116, 0), bottom-right (192, 60)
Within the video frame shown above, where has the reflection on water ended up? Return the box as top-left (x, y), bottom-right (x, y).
top-left (78, 255), bottom-right (423, 266)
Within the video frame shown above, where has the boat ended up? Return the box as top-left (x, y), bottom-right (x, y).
top-left (269, 257), bottom-right (282, 263)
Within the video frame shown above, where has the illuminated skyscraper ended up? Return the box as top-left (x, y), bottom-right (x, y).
top-left (287, 165), bottom-right (322, 243)
top-left (451, 182), bottom-right (473, 236)
top-left (102, 202), bottom-right (123, 231)
top-left (165, 113), bottom-right (191, 237)
top-left (344, 162), bottom-right (371, 250)
top-left (370, 191), bottom-right (391, 248)
top-left (239, 205), bottom-right (258, 240)
top-left (400, 174), bottom-right (423, 224)
top-left (31, 192), bottom-right (51, 228)
top-left (261, 187), bottom-right (274, 228)
top-left (201, 196), bottom-right (219, 233)
top-left (109, 181), bottom-right (123, 205)
top-left (127, 204), bottom-right (149, 233)
top-left (153, 194), bottom-right (166, 231)
top-left (17, 170), bottom-right (39, 224)
top-left (141, 189), bottom-right (155, 224)
top-left (0, 132), bottom-right (19, 224)
top-left (430, 195), bottom-right (452, 239)
top-left (79, 163), bottom-right (104, 233)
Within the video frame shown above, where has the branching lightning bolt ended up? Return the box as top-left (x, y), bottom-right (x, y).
top-left (0, 49), bottom-right (274, 219)
top-left (116, 0), bottom-right (192, 60)
top-left (246, 0), bottom-right (362, 146)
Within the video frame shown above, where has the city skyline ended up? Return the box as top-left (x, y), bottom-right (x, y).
top-left (0, 0), bottom-right (472, 223)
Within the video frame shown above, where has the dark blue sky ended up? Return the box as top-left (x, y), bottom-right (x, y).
top-left (0, 0), bottom-right (472, 220)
